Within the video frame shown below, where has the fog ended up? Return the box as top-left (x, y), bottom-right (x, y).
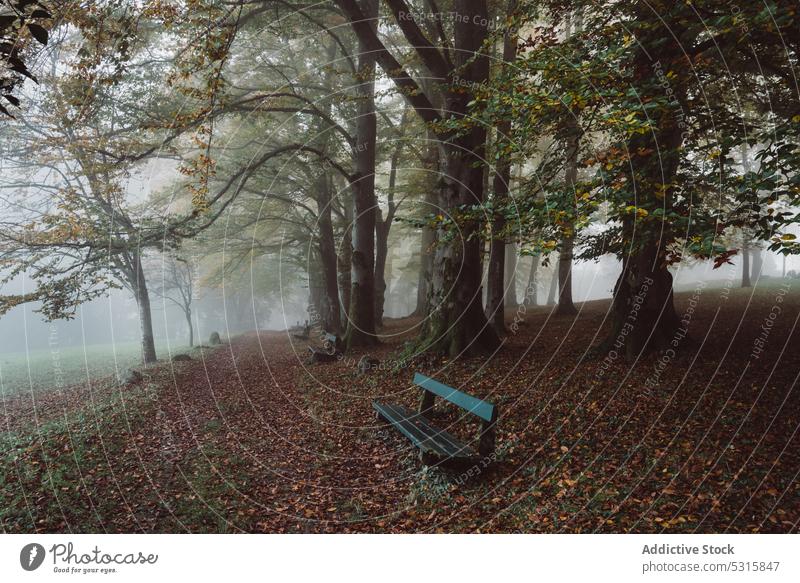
top-left (0, 268), bottom-right (306, 354)
top-left (3, 242), bottom-right (793, 357)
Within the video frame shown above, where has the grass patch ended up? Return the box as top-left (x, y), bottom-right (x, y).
top-left (0, 341), bottom-right (192, 397)
top-left (0, 383), bottom-right (157, 532)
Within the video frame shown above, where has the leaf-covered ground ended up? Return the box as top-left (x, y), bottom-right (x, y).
top-left (1, 281), bottom-right (798, 533)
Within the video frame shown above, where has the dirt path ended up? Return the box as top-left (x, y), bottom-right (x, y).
top-left (146, 332), bottom-right (416, 532)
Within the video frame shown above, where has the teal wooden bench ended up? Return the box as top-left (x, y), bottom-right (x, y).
top-left (321, 332), bottom-right (340, 354)
top-left (307, 332), bottom-right (341, 363)
top-left (373, 373), bottom-right (497, 463)
top-left (290, 321), bottom-right (311, 340)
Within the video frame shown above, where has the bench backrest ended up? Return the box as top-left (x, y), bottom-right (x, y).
top-left (413, 373), bottom-right (495, 422)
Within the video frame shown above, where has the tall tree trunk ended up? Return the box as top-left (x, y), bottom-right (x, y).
top-left (413, 171), bottom-right (437, 318)
top-left (486, 229), bottom-right (506, 333)
top-left (740, 144), bottom-right (752, 289)
top-left (338, 192), bottom-right (352, 326)
top-left (741, 236), bottom-right (752, 288)
top-left (374, 214), bottom-right (389, 327)
top-left (485, 0), bottom-right (518, 335)
top-left (524, 254), bottom-right (540, 306)
top-left (419, 0), bottom-right (500, 356)
top-left (131, 254), bottom-right (157, 365)
top-left (374, 115), bottom-right (405, 326)
top-left (315, 174), bottom-right (343, 333)
top-left (604, 240), bottom-right (680, 360)
top-left (556, 13), bottom-right (579, 316)
top-left (344, 0), bottom-right (379, 349)
top-left (751, 246), bottom-right (763, 283)
top-left (557, 233), bottom-right (577, 314)
top-left (384, 249), bottom-right (393, 313)
top-left (556, 124), bottom-right (579, 315)
top-left (599, 148), bottom-right (681, 359)
top-left (186, 308), bottom-right (193, 347)
top-left (310, 39), bottom-right (343, 334)
top-left (504, 242), bottom-right (519, 307)
top-left (597, 31), bottom-right (683, 360)
top-left (547, 260), bottom-right (558, 306)
top-left (602, 219), bottom-right (682, 361)
top-left (414, 225), bottom-right (435, 317)
top-left (308, 252), bottom-right (325, 331)
top-left (334, 0), bottom-right (499, 356)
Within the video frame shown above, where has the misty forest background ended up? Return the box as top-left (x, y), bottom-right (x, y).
top-left (0, 0), bottom-right (798, 533)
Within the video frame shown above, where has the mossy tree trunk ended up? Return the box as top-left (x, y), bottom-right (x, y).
top-left (337, 191), bottom-right (352, 327)
top-left (417, 0), bottom-right (500, 357)
top-left (598, 40), bottom-right (684, 359)
top-left (603, 240), bottom-right (681, 360)
top-left (556, 13), bottom-right (581, 316)
top-left (486, 230), bottom-right (506, 334)
top-left (374, 115), bottom-right (405, 326)
top-left (751, 246), bottom-right (763, 283)
top-left (344, 0), bottom-right (379, 349)
top-left (547, 260), bottom-right (558, 306)
top-left (741, 237), bottom-right (751, 288)
top-left (485, 0), bottom-right (518, 335)
top-left (308, 252), bottom-right (325, 331)
top-left (334, 0), bottom-right (499, 356)
top-left (504, 242), bottom-right (519, 307)
top-left (310, 39), bottom-right (343, 335)
top-left (315, 174), bottom-right (343, 334)
top-left (130, 253), bottom-right (157, 365)
top-left (524, 254), bottom-right (540, 306)
top-left (556, 126), bottom-right (579, 316)
top-left (413, 182), bottom-right (437, 318)
top-left (374, 214), bottom-right (389, 327)
top-left (185, 307), bottom-right (193, 348)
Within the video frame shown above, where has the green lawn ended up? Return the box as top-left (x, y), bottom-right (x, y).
top-left (0, 341), bottom-right (190, 397)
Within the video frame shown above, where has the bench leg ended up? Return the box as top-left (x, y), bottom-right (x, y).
top-left (419, 390), bottom-right (436, 415)
top-left (419, 450), bottom-right (438, 466)
top-left (478, 419), bottom-right (497, 459)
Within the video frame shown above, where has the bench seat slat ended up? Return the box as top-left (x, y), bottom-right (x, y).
top-left (374, 402), bottom-right (474, 459)
top-left (374, 402), bottom-right (457, 455)
top-left (373, 401), bottom-right (476, 460)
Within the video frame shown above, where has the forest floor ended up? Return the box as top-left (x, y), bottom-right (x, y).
top-left (1, 279), bottom-right (798, 533)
